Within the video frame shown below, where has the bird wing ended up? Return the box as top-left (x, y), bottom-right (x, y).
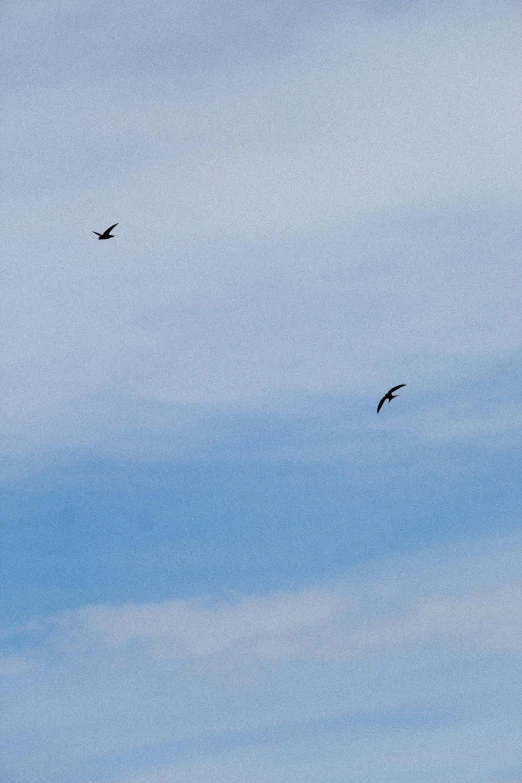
top-left (92, 232), bottom-right (101, 236)
top-left (377, 395), bottom-right (387, 414)
top-left (104, 223), bottom-right (118, 234)
top-left (388, 384), bottom-right (406, 394)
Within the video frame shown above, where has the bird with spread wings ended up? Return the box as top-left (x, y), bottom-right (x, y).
top-left (377, 384), bottom-right (406, 414)
top-left (93, 223), bottom-right (118, 240)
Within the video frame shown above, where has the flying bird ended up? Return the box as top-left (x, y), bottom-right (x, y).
top-left (93, 223), bottom-right (118, 240)
top-left (377, 384), bottom-right (406, 414)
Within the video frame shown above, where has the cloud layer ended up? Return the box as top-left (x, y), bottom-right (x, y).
top-left (2, 531), bottom-right (521, 783)
top-left (1, 0), bottom-right (522, 460)
top-left (2, 5), bottom-right (521, 783)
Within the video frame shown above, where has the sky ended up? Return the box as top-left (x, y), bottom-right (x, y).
top-left (1, 0), bottom-right (521, 781)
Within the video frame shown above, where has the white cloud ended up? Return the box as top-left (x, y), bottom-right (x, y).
top-left (37, 535), bottom-right (520, 668)
top-left (67, 585), bottom-right (348, 660)
top-left (1, 0), bottom-right (521, 461)
top-left (6, 1), bottom-right (522, 240)
top-left (0, 654), bottom-right (34, 675)
top-left (1, 532), bottom-right (521, 781)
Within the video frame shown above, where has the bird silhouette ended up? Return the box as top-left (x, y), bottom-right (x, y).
top-left (93, 223), bottom-right (118, 240)
top-left (377, 384), bottom-right (406, 413)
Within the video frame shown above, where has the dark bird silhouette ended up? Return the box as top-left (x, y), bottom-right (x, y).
top-left (377, 384), bottom-right (406, 414)
top-left (93, 223), bottom-right (118, 240)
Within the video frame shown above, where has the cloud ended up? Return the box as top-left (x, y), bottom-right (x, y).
top-left (45, 563), bottom-right (521, 666)
top-left (6, 1), bottom-right (522, 234)
top-left (1, 0), bottom-right (522, 462)
top-left (0, 654), bottom-right (34, 675)
top-left (66, 585), bottom-right (348, 661)
top-left (1, 532), bottom-right (521, 782)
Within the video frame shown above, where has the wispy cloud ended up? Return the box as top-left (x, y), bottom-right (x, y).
top-left (6, 1), bottom-right (522, 234)
top-left (2, 531), bottom-right (521, 782)
top-left (2, 4), bottom-right (520, 782)
top-left (1, 0), bottom-right (522, 462)
top-left (44, 559), bottom-right (521, 666)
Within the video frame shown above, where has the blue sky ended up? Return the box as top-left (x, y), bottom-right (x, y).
top-left (1, 1), bottom-right (522, 781)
